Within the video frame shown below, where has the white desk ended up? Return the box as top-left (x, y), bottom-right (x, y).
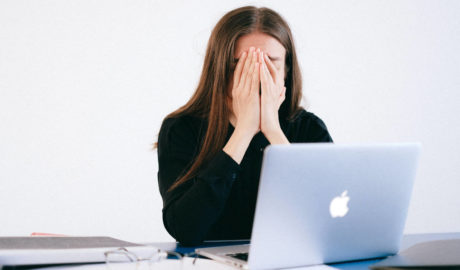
top-left (7, 233), bottom-right (460, 270)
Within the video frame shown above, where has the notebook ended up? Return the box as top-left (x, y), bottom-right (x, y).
top-left (0, 236), bottom-right (156, 266)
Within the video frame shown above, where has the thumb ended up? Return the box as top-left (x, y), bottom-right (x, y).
top-left (279, 87), bottom-right (286, 106)
top-left (281, 86), bottom-right (286, 98)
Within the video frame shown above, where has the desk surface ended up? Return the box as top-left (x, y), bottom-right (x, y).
top-left (150, 232), bottom-right (460, 270)
top-left (5, 233), bottom-right (459, 270)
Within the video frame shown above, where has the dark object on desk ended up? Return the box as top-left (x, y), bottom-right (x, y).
top-left (175, 240), bottom-right (250, 255)
top-left (369, 239), bottom-right (460, 269)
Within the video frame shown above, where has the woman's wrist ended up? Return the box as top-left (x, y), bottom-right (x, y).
top-left (263, 126), bottom-right (289, 145)
top-left (223, 125), bottom-right (255, 164)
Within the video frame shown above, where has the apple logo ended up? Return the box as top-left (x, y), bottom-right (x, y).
top-left (329, 190), bottom-right (350, 218)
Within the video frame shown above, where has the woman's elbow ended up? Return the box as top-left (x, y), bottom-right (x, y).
top-left (162, 208), bottom-right (206, 247)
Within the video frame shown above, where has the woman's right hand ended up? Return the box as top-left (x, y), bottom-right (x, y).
top-left (231, 47), bottom-right (261, 137)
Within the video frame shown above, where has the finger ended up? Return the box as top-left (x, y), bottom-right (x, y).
top-left (233, 51), bottom-right (247, 86)
top-left (243, 48), bottom-right (258, 95)
top-left (261, 54), bottom-right (272, 91)
top-left (251, 61), bottom-right (260, 96)
top-left (260, 53), bottom-right (268, 91)
top-left (279, 86), bottom-right (286, 106)
top-left (238, 47), bottom-right (255, 89)
top-left (264, 53), bottom-right (278, 84)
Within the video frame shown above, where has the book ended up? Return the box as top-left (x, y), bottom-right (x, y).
top-left (0, 236), bottom-right (158, 266)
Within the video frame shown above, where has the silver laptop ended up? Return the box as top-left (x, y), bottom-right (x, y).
top-left (196, 143), bottom-right (421, 270)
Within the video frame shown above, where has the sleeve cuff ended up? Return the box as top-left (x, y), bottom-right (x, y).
top-left (197, 150), bottom-right (241, 183)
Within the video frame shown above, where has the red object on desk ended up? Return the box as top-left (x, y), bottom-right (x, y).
top-left (30, 232), bottom-right (67, 236)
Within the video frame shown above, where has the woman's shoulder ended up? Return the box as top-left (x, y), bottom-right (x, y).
top-left (158, 114), bottom-right (206, 145)
top-left (160, 114), bottom-right (204, 132)
top-left (286, 108), bottom-right (333, 142)
top-left (289, 108), bottom-right (328, 127)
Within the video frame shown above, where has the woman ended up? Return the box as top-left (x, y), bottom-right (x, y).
top-left (156, 6), bottom-right (333, 246)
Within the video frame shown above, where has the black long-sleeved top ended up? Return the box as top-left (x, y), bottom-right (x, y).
top-left (157, 109), bottom-right (333, 246)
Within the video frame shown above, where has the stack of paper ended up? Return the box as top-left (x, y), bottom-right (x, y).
top-left (0, 236), bottom-right (157, 266)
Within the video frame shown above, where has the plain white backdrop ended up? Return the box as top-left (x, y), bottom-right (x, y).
top-left (0, 0), bottom-right (459, 242)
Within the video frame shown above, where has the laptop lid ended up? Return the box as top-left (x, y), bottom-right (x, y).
top-left (248, 143), bottom-right (421, 270)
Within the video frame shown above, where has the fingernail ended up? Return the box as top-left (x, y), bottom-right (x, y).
top-left (250, 47), bottom-right (255, 52)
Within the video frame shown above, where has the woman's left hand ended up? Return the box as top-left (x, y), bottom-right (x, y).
top-left (259, 51), bottom-right (287, 141)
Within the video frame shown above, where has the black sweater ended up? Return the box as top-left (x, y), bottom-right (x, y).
top-left (157, 109), bottom-right (333, 246)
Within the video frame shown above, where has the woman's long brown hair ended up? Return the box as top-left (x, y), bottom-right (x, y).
top-left (162, 6), bottom-right (303, 191)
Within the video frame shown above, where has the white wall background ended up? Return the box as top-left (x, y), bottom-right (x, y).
top-left (1, 0), bottom-right (459, 243)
